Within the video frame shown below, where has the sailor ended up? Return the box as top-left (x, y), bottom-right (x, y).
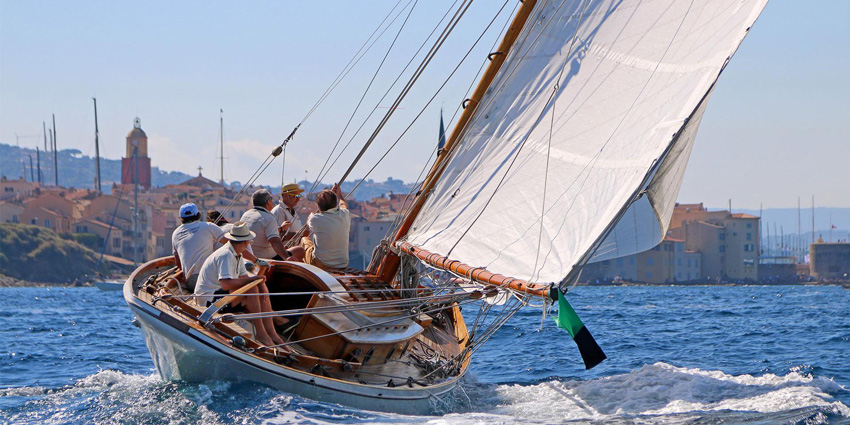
top-left (271, 183), bottom-right (305, 243)
top-left (172, 203), bottom-right (224, 292)
top-left (193, 221), bottom-right (284, 347)
top-left (208, 209), bottom-right (261, 261)
top-left (206, 209), bottom-right (232, 233)
top-left (240, 189), bottom-right (303, 261)
top-left (302, 183), bottom-right (350, 269)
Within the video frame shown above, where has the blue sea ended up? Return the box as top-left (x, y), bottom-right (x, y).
top-left (1, 285), bottom-right (848, 424)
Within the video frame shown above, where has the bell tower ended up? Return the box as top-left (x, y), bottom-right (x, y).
top-left (121, 117), bottom-right (152, 189)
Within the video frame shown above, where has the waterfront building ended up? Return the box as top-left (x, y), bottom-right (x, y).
top-left (668, 203), bottom-right (759, 282)
top-left (810, 240), bottom-right (850, 279)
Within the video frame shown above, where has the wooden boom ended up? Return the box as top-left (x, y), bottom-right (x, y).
top-left (397, 242), bottom-right (549, 298)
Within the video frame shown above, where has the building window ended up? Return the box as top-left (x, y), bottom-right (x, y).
top-left (646, 272), bottom-right (652, 278)
top-left (4, 187), bottom-right (13, 192)
top-left (744, 244), bottom-right (754, 252)
top-left (43, 219), bottom-right (51, 227)
top-left (747, 222), bottom-right (752, 229)
top-left (647, 258), bottom-right (654, 266)
top-left (719, 233), bottom-right (725, 240)
top-left (364, 226), bottom-right (370, 231)
top-left (695, 259), bottom-right (699, 267)
top-left (654, 246), bottom-right (660, 251)
top-left (630, 257), bottom-right (635, 265)
top-left (113, 238), bottom-right (121, 248)
top-left (616, 258), bottom-right (623, 266)
top-left (746, 233), bottom-right (752, 241)
top-left (719, 245), bottom-right (726, 253)
top-left (31, 218), bottom-right (38, 225)
top-left (687, 259), bottom-right (691, 267)
top-left (230, 211), bottom-right (235, 218)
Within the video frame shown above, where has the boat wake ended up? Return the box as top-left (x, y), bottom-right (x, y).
top-left (1, 363), bottom-right (847, 424)
top-left (481, 362), bottom-right (850, 424)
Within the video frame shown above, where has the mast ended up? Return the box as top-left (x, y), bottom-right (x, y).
top-left (93, 98), bottom-right (102, 194)
top-left (43, 121), bottom-right (47, 152)
top-left (219, 109), bottom-right (225, 185)
top-left (36, 147), bottom-right (42, 184)
top-left (52, 114), bottom-right (58, 186)
top-left (379, 0), bottom-right (539, 283)
top-left (811, 196), bottom-right (815, 248)
top-left (29, 155), bottom-right (34, 181)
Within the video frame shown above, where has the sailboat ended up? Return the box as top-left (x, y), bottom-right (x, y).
top-left (123, 0), bottom-right (768, 414)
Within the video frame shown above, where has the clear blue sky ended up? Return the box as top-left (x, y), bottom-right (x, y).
top-left (1, 1), bottom-right (848, 208)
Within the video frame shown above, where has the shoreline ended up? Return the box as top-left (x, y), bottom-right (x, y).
top-left (1, 277), bottom-right (845, 288)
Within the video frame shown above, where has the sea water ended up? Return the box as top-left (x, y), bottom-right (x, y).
top-left (1, 285), bottom-right (848, 424)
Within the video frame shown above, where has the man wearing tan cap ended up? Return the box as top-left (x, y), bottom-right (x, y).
top-left (194, 221), bottom-right (284, 347)
top-left (272, 183), bottom-right (305, 243)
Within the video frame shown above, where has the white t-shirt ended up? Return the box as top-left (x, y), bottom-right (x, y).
top-left (271, 203), bottom-right (303, 231)
top-left (308, 206), bottom-right (351, 268)
top-left (194, 243), bottom-right (248, 305)
top-left (214, 223), bottom-right (233, 249)
top-left (171, 221), bottom-right (225, 276)
top-left (240, 207), bottom-right (279, 259)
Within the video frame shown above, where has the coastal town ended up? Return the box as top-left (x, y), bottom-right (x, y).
top-left (1, 118), bottom-right (847, 285)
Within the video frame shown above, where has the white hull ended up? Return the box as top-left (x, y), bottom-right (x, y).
top-left (124, 278), bottom-right (463, 415)
top-left (95, 280), bottom-right (124, 291)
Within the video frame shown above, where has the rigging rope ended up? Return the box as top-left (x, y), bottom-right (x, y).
top-left (308, 0), bottom-right (419, 193)
top-left (337, 0), bottom-right (475, 185)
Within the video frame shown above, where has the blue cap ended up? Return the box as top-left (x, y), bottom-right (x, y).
top-left (179, 203), bottom-right (199, 218)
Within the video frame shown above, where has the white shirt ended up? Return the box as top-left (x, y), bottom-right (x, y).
top-left (171, 221), bottom-right (224, 276)
top-left (240, 207), bottom-right (279, 259)
top-left (271, 203), bottom-right (303, 230)
top-left (308, 206), bottom-right (351, 268)
top-left (214, 223), bottom-right (234, 249)
top-left (194, 243), bottom-right (248, 305)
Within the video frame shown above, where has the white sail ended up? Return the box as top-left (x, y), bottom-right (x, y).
top-left (404, 0), bottom-right (767, 283)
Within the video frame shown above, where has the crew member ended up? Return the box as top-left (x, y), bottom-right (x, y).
top-left (194, 221), bottom-right (284, 347)
top-left (172, 203), bottom-right (224, 291)
top-left (303, 183), bottom-right (350, 269)
top-left (271, 183), bottom-right (305, 243)
top-left (241, 189), bottom-right (303, 261)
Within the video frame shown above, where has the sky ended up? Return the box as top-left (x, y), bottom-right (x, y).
top-left (1, 1), bottom-right (848, 209)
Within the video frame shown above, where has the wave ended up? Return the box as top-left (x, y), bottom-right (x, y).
top-left (487, 362), bottom-right (849, 423)
top-left (1, 365), bottom-right (847, 425)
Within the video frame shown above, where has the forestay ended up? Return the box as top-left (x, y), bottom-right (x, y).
top-left (404, 0), bottom-right (767, 283)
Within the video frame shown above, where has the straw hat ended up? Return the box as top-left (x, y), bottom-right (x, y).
top-left (280, 183), bottom-right (305, 196)
top-left (224, 221), bottom-right (256, 242)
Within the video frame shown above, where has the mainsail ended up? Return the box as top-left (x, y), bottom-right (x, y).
top-left (403, 0), bottom-right (768, 285)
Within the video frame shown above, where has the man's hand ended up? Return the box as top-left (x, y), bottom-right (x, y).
top-left (332, 183), bottom-right (343, 198)
top-left (278, 221), bottom-right (292, 236)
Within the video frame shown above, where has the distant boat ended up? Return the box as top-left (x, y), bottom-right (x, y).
top-left (95, 280), bottom-right (123, 291)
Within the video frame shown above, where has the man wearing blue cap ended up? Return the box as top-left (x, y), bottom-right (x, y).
top-left (172, 203), bottom-right (226, 291)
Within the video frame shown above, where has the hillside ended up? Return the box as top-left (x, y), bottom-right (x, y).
top-left (0, 223), bottom-right (104, 282)
top-left (0, 143), bottom-right (193, 188)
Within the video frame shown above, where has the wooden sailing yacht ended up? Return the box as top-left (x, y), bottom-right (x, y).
top-left (124, 0), bottom-right (768, 414)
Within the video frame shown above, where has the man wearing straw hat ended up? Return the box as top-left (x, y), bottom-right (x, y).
top-left (194, 221), bottom-right (284, 347)
top-left (272, 183), bottom-right (305, 244)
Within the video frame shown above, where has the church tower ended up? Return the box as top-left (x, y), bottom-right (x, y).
top-left (121, 117), bottom-right (152, 189)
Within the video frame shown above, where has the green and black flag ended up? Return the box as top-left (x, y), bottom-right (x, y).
top-left (552, 289), bottom-right (606, 370)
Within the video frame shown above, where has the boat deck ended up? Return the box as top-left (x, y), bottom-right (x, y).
top-left (130, 258), bottom-right (467, 389)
